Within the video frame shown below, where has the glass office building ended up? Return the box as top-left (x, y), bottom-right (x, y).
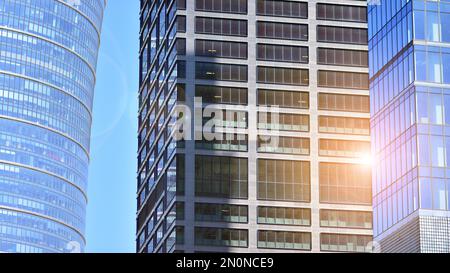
top-left (0, 0), bottom-right (106, 253)
top-left (138, 0), bottom-right (373, 253)
top-left (370, 0), bottom-right (450, 252)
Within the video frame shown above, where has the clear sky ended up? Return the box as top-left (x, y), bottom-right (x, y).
top-left (85, 1), bottom-right (140, 253)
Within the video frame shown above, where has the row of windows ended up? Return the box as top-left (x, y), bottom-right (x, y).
top-left (202, 110), bottom-right (248, 129)
top-left (195, 39), bottom-right (248, 59)
top-left (415, 46), bottom-right (450, 85)
top-left (195, 135), bottom-right (369, 159)
top-left (257, 159), bottom-right (310, 202)
top-left (258, 89), bottom-right (309, 109)
top-left (319, 139), bottom-right (371, 159)
top-left (317, 26), bottom-right (368, 45)
top-left (419, 178), bottom-right (450, 212)
top-left (195, 227), bottom-right (248, 248)
top-left (318, 71), bottom-right (369, 90)
top-left (193, 229), bottom-right (372, 252)
top-left (319, 163), bottom-right (372, 205)
top-left (317, 3), bottom-right (367, 23)
top-left (195, 156), bottom-right (248, 199)
top-left (318, 93), bottom-right (370, 113)
top-left (191, 20), bottom-right (367, 45)
top-left (195, 85), bottom-right (248, 105)
top-left (258, 112), bottom-right (310, 132)
top-left (196, 41), bottom-right (311, 64)
top-left (195, 203), bottom-right (248, 223)
top-left (258, 206), bottom-right (310, 226)
top-left (257, 66), bottom-right (309, 86)
top-left (257, 21), bottom-right (308, 41)
top-left (195, 0), bottom-right (247, 14)
top-left (417, 89), bottom-right (450, 127)
top-left (320, 210), bottom-right (373, 229)
top-left (256, 0), bottom-right (308, 19)
top-left (317, 48), bottom-right (368, 68)
top-left (258, 230), bottom-right (311, 250)
top-left (319, 116), bottom-right (370, 136)
top-left (257, 44), bottom-right (309, 63)
top-left (195, 134), bottom-right (248, 152)
top-left (193, 0), bottom-right (366, 24)
top-left (168, 114), bottom-right (368, 141)
top-left (320, 233), bottom-right (372, 253)
top-left (193, 204), bottom-right (372, 230)
top-left (196, 62), bottom-right (248, 82)
top-left (258, 136), bottom-right (310, 156)
top-left (195, 17), bottom-right (248, 37)
top-left (414, 7), bottom-right (450, 44)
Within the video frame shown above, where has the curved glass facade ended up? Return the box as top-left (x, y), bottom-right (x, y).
top-left (0, 0), bottom-right (106, 253)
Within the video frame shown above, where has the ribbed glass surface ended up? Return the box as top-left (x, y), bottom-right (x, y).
top-left (0, 0), bottom-right (105, 253)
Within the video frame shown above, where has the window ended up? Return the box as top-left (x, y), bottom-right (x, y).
top-left (195, 203), bottom-right (248, 223)
top-left (317, 26), bottom-right (367, 45)
top-left (196, 17), bottom-right (248, 36)
top-left (318, 71), bottom-right (369, 90)
top-left (320, 234), bottom-right (372, 253)
top-left (319, 116), bottom-right (370, 136)
top-left (196, 40), bottom-right (247, 59)
top-left (320, 210), bottom-right (373, 229)
top-left (195, 156), bottom-right (248, 199)
top-left (203, 110), bottom-right (248, 129)
top-left (258, 231), bottom-right (311, 250)
top-left (196, 85), bottom-right (248, 105)
top-left (196, 62), bottom-right (248, 82)
top-left (257, 66), bottom-right (309, 86)
top-left (195, 0), bottom-right (247, 14)
top-left (177, 15), bottom-right (186, 32)
top-left (418, 134), bottom-right (446, 168)
top-left (319, 139), bottom-right (371, 158)
top-left (317, 48), bottom-right (368, 67)
top-left (258, 206), bottom-right (311, 226)
top-left (319, 163), bottom-right (372, 205)
top-left (195, 228), bottom-right (248, 248)
top-left (258, 89), bottom-right (309, 109)
top-left (165, 228), bottom-right (177, 252)
top-left (256, 0), bottom-right (308, 18)
top-left (258, 112), bottom-right (309, 132)
top-left (258, 136), bottom-right (310, 155)
top-left (258, 159), bottom-right (311, 202)
top-left (257, 44), bottom-right (308, 63)
top-left (196, 134), bottom-right (248, 152)
top-left (318, 93), bottom-right (370, 113)
top-left (420, 178), bottom-right (450, 211)
top-left (317, 3), bottom-right (367, 23)
top-left (257, 21), bottom-right (308, 40)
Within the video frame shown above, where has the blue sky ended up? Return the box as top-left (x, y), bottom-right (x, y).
top-left (85, 1), bottom-right (140, 253)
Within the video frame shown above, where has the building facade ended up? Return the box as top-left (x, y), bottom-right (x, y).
top-left (0, 0), bottom-right (106, 253)
top-left (370, 0), bottom-right (450, 252)
top-left (138, 0), bottom-right (373, 253)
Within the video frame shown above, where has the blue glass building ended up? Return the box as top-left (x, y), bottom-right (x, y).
top-left (0, 0), bottom-right (105, 253)
top-left (370, 0), bottom-right (450, 252)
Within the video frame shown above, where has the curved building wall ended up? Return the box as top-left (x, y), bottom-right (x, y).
top-left (0, 0), bottom-right (106, 253)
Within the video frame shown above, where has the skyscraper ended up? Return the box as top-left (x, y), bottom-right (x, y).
top-left (138, 0), bottom-right (373, 253)
top-left (0, 0), bottom-right (106, 253)
top-left (370, 0), bottom-right (450, 253)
